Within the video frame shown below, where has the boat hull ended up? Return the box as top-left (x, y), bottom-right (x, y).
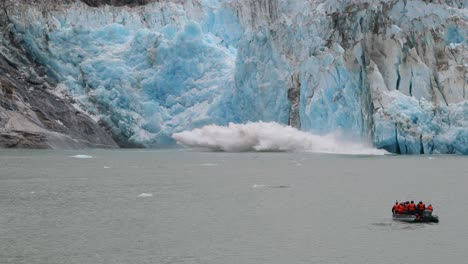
top-left (392, 214), bottom-right (439, 223)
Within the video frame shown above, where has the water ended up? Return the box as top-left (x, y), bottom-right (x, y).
top-left (1, 149), bottom-right (467, 264)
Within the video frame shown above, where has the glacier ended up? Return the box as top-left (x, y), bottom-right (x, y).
top-left (2, 0), bottom-right (467, 153)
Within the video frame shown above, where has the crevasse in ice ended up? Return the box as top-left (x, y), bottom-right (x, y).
top-left (6, 0), bottom-right (467, 153)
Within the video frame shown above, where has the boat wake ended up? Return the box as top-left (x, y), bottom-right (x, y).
top-left (172, 122), bottom-right (387, 155)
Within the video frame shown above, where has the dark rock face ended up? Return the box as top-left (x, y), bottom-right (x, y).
top-left (0, 57), bottom-right (118, 149)
top-left (0, 8), bottom-right (118, 149)
top-left (287, 73), bottom-right (301, 129)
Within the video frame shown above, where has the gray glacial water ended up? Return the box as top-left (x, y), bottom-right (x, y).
top-left (1, 149), bottom-right (467, 264)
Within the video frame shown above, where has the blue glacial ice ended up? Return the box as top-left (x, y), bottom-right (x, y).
top-left (8, 1), bottom-right (242, 146)
top-left (5, 0), bottom-right (467, 153)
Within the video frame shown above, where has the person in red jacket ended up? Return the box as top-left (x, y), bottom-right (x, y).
top-left (408, 201), bottom-right (416, 214)
top-left (427, 204), bottom-right (433, 212)
top-left (417, 201), bottom-right (426, 214)
top-left (399, 203), bottom-right (407, 214)
top-left (404, 202), bottom-right (410, 213)
top-left (392, 201), bottom-right (399, 214)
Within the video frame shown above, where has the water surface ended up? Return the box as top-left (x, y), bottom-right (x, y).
top-left (1, 150), bottom-right (467, 264)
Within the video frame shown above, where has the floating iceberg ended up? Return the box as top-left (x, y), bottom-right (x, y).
top-left (137, 193), bottom-right (153, 197)
top-left (69, 154), bottom-right (94, 159)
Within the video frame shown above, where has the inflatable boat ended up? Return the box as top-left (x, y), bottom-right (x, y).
top-left (392, 210), bottom-right (439, 223)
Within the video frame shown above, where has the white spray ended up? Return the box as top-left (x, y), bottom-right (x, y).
top-left (172, 122), bottom-right (387, 155)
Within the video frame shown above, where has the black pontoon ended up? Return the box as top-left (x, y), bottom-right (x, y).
top-left (392, 210), bottom-right (439, 223)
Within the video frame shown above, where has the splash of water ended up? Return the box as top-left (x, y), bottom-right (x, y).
top-left (172, 122), bottom-right (387, 155)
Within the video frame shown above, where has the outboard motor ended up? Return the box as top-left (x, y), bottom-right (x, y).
top-left (422, 209), bottom-right (439, 223)
top-left (422, 209), bottom-right (432, 217)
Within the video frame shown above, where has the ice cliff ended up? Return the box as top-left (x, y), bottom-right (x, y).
top-left (1, 0), bottom-right (466, 153)
top-left (0, 4), bottom-right (117, 148)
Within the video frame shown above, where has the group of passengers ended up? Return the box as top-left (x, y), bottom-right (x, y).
top-left (392, 200), bottom-right (433, 215)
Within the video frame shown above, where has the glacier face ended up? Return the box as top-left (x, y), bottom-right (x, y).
top-left (3, 0), bottom-right (467, 153)
top-left (6, 1), bottom-right (243, 146)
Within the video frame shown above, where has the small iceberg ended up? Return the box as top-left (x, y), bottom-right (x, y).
top-left (291, 160), bottom-right (303, 166)
top-left (69, 155), bottom-right (93, 159)
top-left (252, 184), bottom-right (291, 189)
top-left (138, 193), bottom-right (153, 197)
top-left (270, 185), bottom-right (291, 189)
top-left (200, 163), bottom-right (218, 166)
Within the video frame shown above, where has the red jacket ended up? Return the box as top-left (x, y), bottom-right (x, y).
top-left (398, 204), bottom-right (406, 213)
